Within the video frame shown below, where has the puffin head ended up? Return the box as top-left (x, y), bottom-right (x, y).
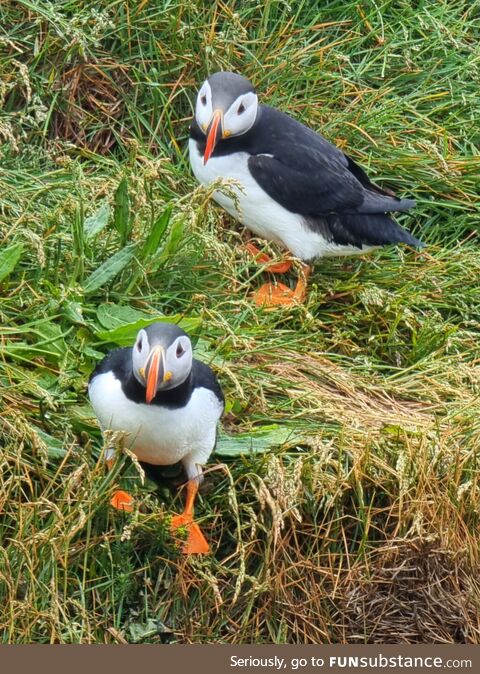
top-left (194, 71), bottom-right (258, 165)
top-left (132, 323), bottom-right (193, 404)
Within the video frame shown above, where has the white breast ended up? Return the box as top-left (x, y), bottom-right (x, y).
top-left (88, 371), bottom-right (223, 467)
top-left (189, 139), bottom-right (372, 261)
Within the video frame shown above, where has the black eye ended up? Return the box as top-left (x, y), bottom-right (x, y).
top-left (237, 103), bottom-right (246, 115)
top-left (176, 343), bottom-right (184, 358)
top-left (137, 339), bottom-right (142, 352)
top-left (201, 94), bottom-right (207, 105)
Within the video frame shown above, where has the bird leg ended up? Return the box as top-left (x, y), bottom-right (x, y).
top-left (245, 242), bottom-right (293, 274)
top-left (170, 479), bottom-right (210, 555)
top-left (106, 457), bottom-right (134, 513)
top-left (106, 451), bottom-right (208, 552)
top-left (254, 264), bottom-right (311, 308)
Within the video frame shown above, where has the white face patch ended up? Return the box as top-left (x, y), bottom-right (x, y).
top-left (223, 92), bottom-right (258, 138)
top-left (163, 335), bottom-right (193, 389)
top-left (195, 80), bottom-right (213, 132)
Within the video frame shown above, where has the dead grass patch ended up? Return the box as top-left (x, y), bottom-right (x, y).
top-left (336, 539), bottom-right (480, 643)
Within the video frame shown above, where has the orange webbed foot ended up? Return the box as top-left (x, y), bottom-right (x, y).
top-left (170, 512), bottom-right (210, 555)
top-left (253, 265), bottom-right (311, 308)
top-left (110, 489), bottom-right (134, 512)
top-left (253, 280), bottom-right (306, 308)
top-left (253, 282), bottom-right (298, 307)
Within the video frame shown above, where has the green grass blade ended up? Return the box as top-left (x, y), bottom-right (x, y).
top-left (141, 204), bottom-right (172, 260)
top-left (150, 217), bottom-right (185, 272)
top-left (113, 177), bottom-right (131, 246)
top-left (83, 244), bottom-right (136, 294)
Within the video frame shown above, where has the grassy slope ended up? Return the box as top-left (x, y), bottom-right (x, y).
top-left (0, 0), bottom-right (479, 643)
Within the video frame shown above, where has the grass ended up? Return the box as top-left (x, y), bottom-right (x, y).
top-left (1, 0), bottom-right (480, 644)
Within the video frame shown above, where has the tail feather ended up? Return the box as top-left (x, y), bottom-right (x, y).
top-left (322, 212), bottom-right (425, 249)
top-left (345, 155), bottom-right (417, 213)
top-left (359, 192), bottom-right (416, 214)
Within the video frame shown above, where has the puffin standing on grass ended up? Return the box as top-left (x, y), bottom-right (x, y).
top-left (189, 71), bottom-right (423, 307)
top-left (88, 322), bottom-right (224, 554)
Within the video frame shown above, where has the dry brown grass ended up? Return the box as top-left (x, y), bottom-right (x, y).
top-left (52, 62), bottom-right (129, 153)
top-left (337, 540), bottom-right (480, 643)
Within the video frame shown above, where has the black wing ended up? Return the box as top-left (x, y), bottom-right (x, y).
top-left (192, 359), bottom-right (225, 409)
top-left (249, 107), bottom-right (415, 217)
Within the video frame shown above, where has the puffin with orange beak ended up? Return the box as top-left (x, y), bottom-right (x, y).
top-left (88, 322), bottom-right (224, 554)
top-left (189, 71), bottom-right (422, 307)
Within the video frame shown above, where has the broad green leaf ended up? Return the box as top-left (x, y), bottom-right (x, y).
top-left (3, 323), bottom-right (67, 363)
top-left (70, 404), bottom-right (97, 422)
top-left (84, 202), bottom-right (110, 240)
top-left (96, 315), bottom-right (202, 346)
top-left (190, 337), bottom-right (214, 361)
top-left (0, 242), bottom-right (23, 283)
top-left (114, 177), bottom-right (131, 245)
top-left (150, 217), bottom-right (184, 271)
top-left (216, 424), bottom-right (304, 457)
top-left (34, 428), bottom-right (67, 459)
top-left (62, 300), bottom-right (85, 324)
top-left (32, 322), bottom-right (67, 362)
top-left (96, 303), bottom-right (153, 330)
top-left (83, 244), bottom-right (136, 294)
top-left (68, 403), bottom-right (103, 434)
top-left (81, 345), bottom-right (106, 360)
top-left (141, 205), bottom-right (172, 260)
top-left (36, 372), bottom-right (58, 390)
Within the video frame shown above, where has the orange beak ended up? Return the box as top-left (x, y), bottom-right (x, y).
top-left (204, 110), bottom-right (223, 165)
top-left (145, 346), bottom-right (164, 404)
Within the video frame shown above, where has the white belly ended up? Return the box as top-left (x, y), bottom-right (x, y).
top-left (189, 139), bottom-right (373, 261)
top-left (88, 371), bottom-right (222, 466)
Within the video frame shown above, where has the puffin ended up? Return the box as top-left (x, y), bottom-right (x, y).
top-left (88, 322), bottom-right (224, 554)
top-left (189, 71), bottom-right (423, 307)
